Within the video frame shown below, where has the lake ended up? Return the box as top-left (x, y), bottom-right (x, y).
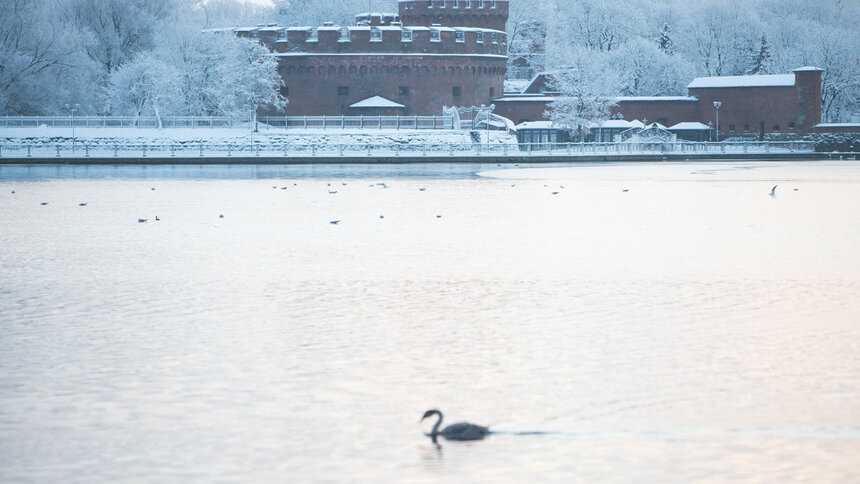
top-left (1, 160), bottom-right (859, 483)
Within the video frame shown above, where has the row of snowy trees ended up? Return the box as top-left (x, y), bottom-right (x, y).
top-left (0, 0), bottom-right (284, 118)
top-left (507, 0), bottom-right (860, 126)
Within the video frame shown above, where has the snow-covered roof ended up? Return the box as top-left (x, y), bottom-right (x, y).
top-left (815, 123), bottom-right (860, 127)
top-left (793, 66), bottom-right (823, 72)
top-left (600, 120), bottom-right (633, 128)
top-left (614, 96), bottom-right (698, 102)
top-left (275, 53), bottom-right (508, 59)
top-left (494, 96), bottom-right (556, 102)
top-left (628, 120), bottom-right (645, 128)
top-left (687, 73), bottom-right (795, 89)
top-left (504, 79), bottom-right (530, 94)
top-left (515, 121), bottom-right (554, 130)
top-left (669, 122), bottom-right (711, 130)
top-left (354, 12), bottom-right (398, 17)
top-left (349, 95), bottom-right (405, 108)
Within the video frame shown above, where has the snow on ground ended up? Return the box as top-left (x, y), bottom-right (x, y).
top-left (0, 126), bottom-right (517, 146)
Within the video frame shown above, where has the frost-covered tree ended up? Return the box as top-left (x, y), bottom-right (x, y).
top-left (107, 54), bottom-right (179, 127)
top-left (545, 50), bottom-right (620, 136)
top-left (656, 23), bottom-right (674, 55)
top-left (746, 34), bottom-right (772, 75)
top-left (66, 0), bottom-right (175, 80)
top-left (0, 0), bottom-right (74, 114)
top-left (610, 38), bottom-right (694, 96)
top-left (110, 29), bottom-right (286, 119)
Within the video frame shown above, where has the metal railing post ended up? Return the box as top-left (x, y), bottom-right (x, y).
top-left (27, 146), bottom-right (31, 158)
top-left (56, 145), bottom-right (60, 158)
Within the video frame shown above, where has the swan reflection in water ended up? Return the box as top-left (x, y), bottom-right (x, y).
top-left (420, 409), bottom-right (490, 443)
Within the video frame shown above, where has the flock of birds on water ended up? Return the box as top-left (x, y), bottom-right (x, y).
top-left (14, 182), bottom-right (798, 225)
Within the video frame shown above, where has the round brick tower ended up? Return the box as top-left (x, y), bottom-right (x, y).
top-left (399, 0), bottom-right (509, 31)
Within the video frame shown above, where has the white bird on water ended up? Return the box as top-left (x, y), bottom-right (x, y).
top-left (770, 185), bottom-right (778, 196)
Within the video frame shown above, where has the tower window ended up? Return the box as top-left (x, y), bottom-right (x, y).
top-left (399, 86), bottom-right (409, 96)
top-left (431, 29), bottom-right (441, 42)
top-left (489, 87), bottom-right (495, 97)
top-left (307, 28), bottom-right (318, 42)
top-left (455, 30), bottom-right (465, 43)
top-left (453, 86), bottom-right (461, 97)
top-left (280, 86), bottom-right (289, 97)
top-left (402, 29), bottom-right (413, 42)
top-left (337, 86), bottom-right (349, 96)
top-left (476, 32), bottom-right (484, 43)
top-left (370, 27), bottom-right (382, 42)
top-left (789, 122), bottom-right (795, 129)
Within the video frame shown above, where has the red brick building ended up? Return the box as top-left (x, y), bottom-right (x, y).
top-left (228, 0), bottom-right (823, 137)
top-left (495, 67), bottom-right (824, 138)
top-left (234, 0), bottom-right (509, 116)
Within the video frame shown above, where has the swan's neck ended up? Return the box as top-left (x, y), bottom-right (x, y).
top-left (431, 412), bottom-right (443, 436)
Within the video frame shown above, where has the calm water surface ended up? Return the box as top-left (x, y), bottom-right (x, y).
top-left (1, 161), bottom-right (859, 483)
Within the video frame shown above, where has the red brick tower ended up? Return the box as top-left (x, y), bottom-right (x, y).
top-left (399, 0), bottom-right (509, 31)
top-left (793, 67), bottom-right (823, 134)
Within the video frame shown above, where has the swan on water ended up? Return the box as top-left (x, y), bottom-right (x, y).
top-left (420, 409), bottom-right (490, 441)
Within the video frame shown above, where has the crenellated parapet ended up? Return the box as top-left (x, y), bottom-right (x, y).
top-left (239, 24), bottom-right (507, 57)
top-left (399, 0), bottom-right (509, 31)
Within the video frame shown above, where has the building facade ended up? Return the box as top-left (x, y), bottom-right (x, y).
top-left (495, 67), bottom-right (824, 137)
top-left (235, 0), bottom-right (509, 116)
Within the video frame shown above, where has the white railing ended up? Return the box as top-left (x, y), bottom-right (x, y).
top-left (0, 115), bottom-right (250, 128)
top-left (0, 115), bottom-right (456, 130)
top-left (256, 115), bottom-right (454, 130)
top-left (0, 141), bottom-right (816, 160)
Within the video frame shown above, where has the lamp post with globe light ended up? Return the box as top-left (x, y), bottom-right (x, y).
top-left (713, 101), bottom-right (722, 142)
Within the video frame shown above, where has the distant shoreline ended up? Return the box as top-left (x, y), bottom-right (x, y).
top-left (0, 152), bottom-right (835, 165)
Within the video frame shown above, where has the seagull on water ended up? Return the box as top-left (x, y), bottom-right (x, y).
top-left (219, 214), bottom-right (224, 218)
top-left (330, 220), bottom-right (340, 225)
top-left (419, 187), bottom-right (426, 191)
top-left (155, 216), bottom-right (160, 221)
top-left (40, 202), bottom-right (48, 206)
top-left (551, 191), bottom-right (559, 195)
top-left (770, 185), bottom-right (777, 196)
top-left (380, 215), bottom-right (384, 219)
top-left (328, 190), bottom-right (338, 194)
top-left (622, 189), bottom-right (630, 192)
top-left (79, 203), bottom-right (87, 206)
top-left (138, 218), bottom-right (147, 223)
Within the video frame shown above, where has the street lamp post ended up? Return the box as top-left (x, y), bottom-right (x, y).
top-left (713, 101), bottom-right (722, 142)
top-left (65, 103), bottom-right (80, 153)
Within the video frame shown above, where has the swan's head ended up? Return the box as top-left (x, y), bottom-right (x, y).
top-left (420, 409), bottom-right (441, 422)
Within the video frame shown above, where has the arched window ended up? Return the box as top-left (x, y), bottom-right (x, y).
top-left (359, 65), bottom-right (367, 74)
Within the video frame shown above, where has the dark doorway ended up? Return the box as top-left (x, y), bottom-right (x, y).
top-left (759, 121), bottom-right (765, 141)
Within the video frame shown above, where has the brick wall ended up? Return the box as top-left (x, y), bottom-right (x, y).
top-left (273, 54), bottom-right (505, 116)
